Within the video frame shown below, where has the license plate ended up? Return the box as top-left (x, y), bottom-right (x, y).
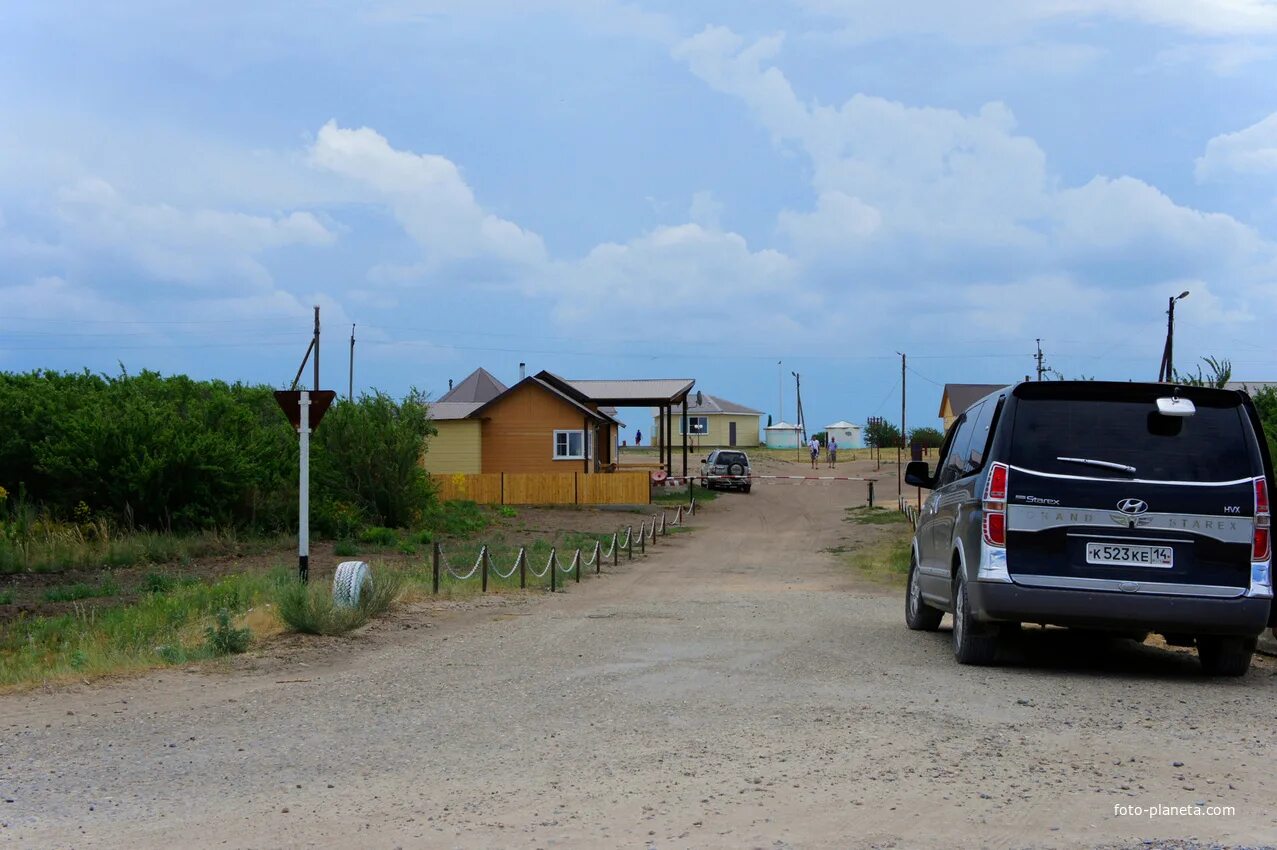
top-left (1085, 542), bottom-right (1173, 568)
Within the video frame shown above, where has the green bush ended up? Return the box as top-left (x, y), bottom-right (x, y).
top-left (333, 539), bottom-right (358, 557)
top-left (421, 501), bottom-right (488, 537)
top-left (358, 526), bottom-right (397, 546)
top-left (274, 571), bottom-right (403, 636)
top-left (203, 608), bottom-right (252, 655)
top-left (0, 370), bottom-right (437, 537)
top-left (43, 577), bottom-right (119, 602)
top-left (141, 572), bottom-right (176, 594)
top-left (0, 589), bottom-right (12, 605)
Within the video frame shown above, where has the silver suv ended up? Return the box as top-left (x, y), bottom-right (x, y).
top-left (904, 381), bottom-right (1274, 675)
top-left (700, 450), bottom-right (752, 493)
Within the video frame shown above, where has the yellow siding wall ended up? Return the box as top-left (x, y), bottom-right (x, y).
top-left (481, 382), bottom-right (605, 474)
top-left (650, 413), bottom-right (762, 450)
top-left (421, 420), bottom-right (483, 474)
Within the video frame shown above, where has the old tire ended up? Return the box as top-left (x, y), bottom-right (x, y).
top-left (905, 556), bottom-right (942, 632)
top-left (1197, 636), bottom-right (1256, 677)
top-left (333, 560), bottom-right (371, 608)
top-left (952, 571), bottom-right (998, 665)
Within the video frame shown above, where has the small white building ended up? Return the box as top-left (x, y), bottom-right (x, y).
top-left (824, 420), bottom-right (864, 449)
top-left (764, 420), bottom-right (804, 449)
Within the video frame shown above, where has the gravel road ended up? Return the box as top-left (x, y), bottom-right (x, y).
top-left (2, 457), bottom-right (1275, 849)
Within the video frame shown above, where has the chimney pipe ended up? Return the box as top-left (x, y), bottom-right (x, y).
top-left (519, 362), bottom-right (526, 380)
top-left (448, 379), bottom-right (453, 391)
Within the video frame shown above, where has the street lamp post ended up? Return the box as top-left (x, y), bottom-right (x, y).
top-left (1158, 290), bottom-right (1190, 382)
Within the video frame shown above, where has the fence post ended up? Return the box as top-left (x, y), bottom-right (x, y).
top-left (868, 480), bottom-right (875, 508)
top-left (481, 544), bottom-right (488, 593)
top-left (595, 541), bottom-right (602, 575)
top-left (519, 548), bottom-right (526, 589)
top-left (640, 524), bottom-right (645, 555)
top-left (613, 533), bottom-right (618, 567)
top-left (550, 547), bottom-right (557, 593)
top-left (432, 541), bottom-right (440, 594)
top-left (576, 550), bottom-right (581, 583)
top-left (627, 526), bottom-right (633, 560)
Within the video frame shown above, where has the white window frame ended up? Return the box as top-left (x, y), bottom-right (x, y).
top-left (553, 429), bottom-right (589, 460)
top-left (681, 415), bottom-right (709, 436)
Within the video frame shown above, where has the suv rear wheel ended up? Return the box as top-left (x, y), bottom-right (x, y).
top-left (952, 570), bottom-right (999, 665)
top-left (905, 555), bottom-right (942, 631)
top-left (1196, 636), bottom-right (1256, 677)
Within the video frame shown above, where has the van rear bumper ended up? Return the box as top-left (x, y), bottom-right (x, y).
top-left (969, 580), bottom-right (1271, 636)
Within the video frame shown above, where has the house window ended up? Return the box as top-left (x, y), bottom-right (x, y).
top-left (553, 430), bottom-right (588, 460)
top-left (681, 416), bottom-right (709, 436)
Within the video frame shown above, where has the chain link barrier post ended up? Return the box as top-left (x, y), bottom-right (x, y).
top-left (432, 541), bottom-right (440, 594)
top-left (550, 547), bottom-right (557, 593)
top-left (576, 550), bottom-right (581, 583)
top-left (519, 548), bottom-right (526, 589)
top-left (627, 526), bottom-right (633, 560)
top-left (481, 544), bottom-right (488, 593)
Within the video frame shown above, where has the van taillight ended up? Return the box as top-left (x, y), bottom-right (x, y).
top-left (983, 462), bottom-right (1009, 547)
top-left (1253, 477), bottom-right (1270, 562)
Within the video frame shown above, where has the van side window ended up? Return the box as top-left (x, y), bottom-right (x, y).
top-left (936, 410), bottom-right (976, 488)
top-left (966, 398), bottom-right (1000, 472)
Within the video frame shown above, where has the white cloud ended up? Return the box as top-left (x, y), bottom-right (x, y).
top-left (1196, 111), bottom-right (1277, 179)
top-left (792, 0), bottom-right (1277, 42)
top-left (545, 223), bottom-right (799, 331)
top-left (309, 121), bottom-right (547, 276)
top-left (688, 190), bottom-right (725, 229)
top-left (675, 25), bottom-right (1277, 345)
top-left (55, 177), bottom-right (333, 289)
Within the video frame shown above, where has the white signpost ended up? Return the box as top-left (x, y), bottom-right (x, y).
top-left (274, 388), bottom-right (336, 582)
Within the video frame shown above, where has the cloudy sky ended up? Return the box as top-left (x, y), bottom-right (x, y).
top-left (3, 0), bottom-right (1277, 434)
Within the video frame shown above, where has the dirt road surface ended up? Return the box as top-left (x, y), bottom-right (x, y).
top-left (3, 457), bottom-right (1276, 849)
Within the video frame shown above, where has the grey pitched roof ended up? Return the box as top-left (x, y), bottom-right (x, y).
top-left (429, 402), bottom-right (484, 421)
top-left (539, 371), bottom-right (695, 404)
top-left (439, 368), bottom-right (507, 403)
top-left (652, 392), bottom-right (762, 416)
top-left (1225, 381), bottom-right (1277, 394)
top-left (940, 384), bottom-right (1005, 417)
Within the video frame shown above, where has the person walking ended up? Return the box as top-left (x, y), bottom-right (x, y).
top-left (808, 436), bottom-right (820, 469)
top-left (828, 437), bottom-right (838, 468)
top-left (635, 429), bottom-right (642, 446)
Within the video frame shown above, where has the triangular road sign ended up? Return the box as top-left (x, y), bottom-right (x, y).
top-left (274, 390), bottom-right (337, 431)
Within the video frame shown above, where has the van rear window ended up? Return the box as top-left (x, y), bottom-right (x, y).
top-left (1009, 393), bottom-right (1256, 482)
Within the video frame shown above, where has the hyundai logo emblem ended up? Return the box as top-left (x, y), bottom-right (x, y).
top-left (1117, 498), bottom-right (1149, 515)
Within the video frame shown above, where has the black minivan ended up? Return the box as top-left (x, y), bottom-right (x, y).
top-left (904, 381), bottom-right (1275, 675)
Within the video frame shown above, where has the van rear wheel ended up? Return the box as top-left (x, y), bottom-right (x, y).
top-left (905, 556), bottom-right (942, 631)
top-left (1196, 636), bottom-right (1256, 677)
top-left (952, 571), bottom-right (999, 665)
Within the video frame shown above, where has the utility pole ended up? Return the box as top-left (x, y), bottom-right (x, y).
top-left (310, 306), bottom-right (320, 391)
top-left (1158, 290), bottom-right (1190, 381)
top-left (1035, 339), bottom-right (1045, 381)
top-left (348, 323), bottom-right (355, 402)
top-left (898, 352), bottom-right (906, 508)
top-left (777, 360), bottom-right (783, 424)
top-left (792, 371), bottom-right (805, 461)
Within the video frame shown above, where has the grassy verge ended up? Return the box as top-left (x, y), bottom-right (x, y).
top-left (845, 506), bottom-right (910, 525)
top-left (653, 487), bottom-right (717, 506)
top-left (0, 526), bottom-right (286, 575)
top-left (843, 526), bottom-right (913, 588)
top-left (0, 520), bottom-right (655, 689)
top-left (0, 570), bottom-right (285, 688)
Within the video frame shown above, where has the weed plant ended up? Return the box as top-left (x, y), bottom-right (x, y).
top-left (274, 571), bottom-right (403, 636)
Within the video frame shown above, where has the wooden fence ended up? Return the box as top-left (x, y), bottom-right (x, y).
top-left (432, 471), bottom-right (651, 506)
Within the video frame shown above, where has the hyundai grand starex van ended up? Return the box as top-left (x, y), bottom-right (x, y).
top-left (903, 381), bottom-right (1275, 675)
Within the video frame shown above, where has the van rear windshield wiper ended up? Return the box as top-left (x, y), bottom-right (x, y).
top-left (1056, 456), bottom-right (1137, 474)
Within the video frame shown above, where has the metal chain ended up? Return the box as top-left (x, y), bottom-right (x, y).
top-left (487, 547), bottom-right (524, 580)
